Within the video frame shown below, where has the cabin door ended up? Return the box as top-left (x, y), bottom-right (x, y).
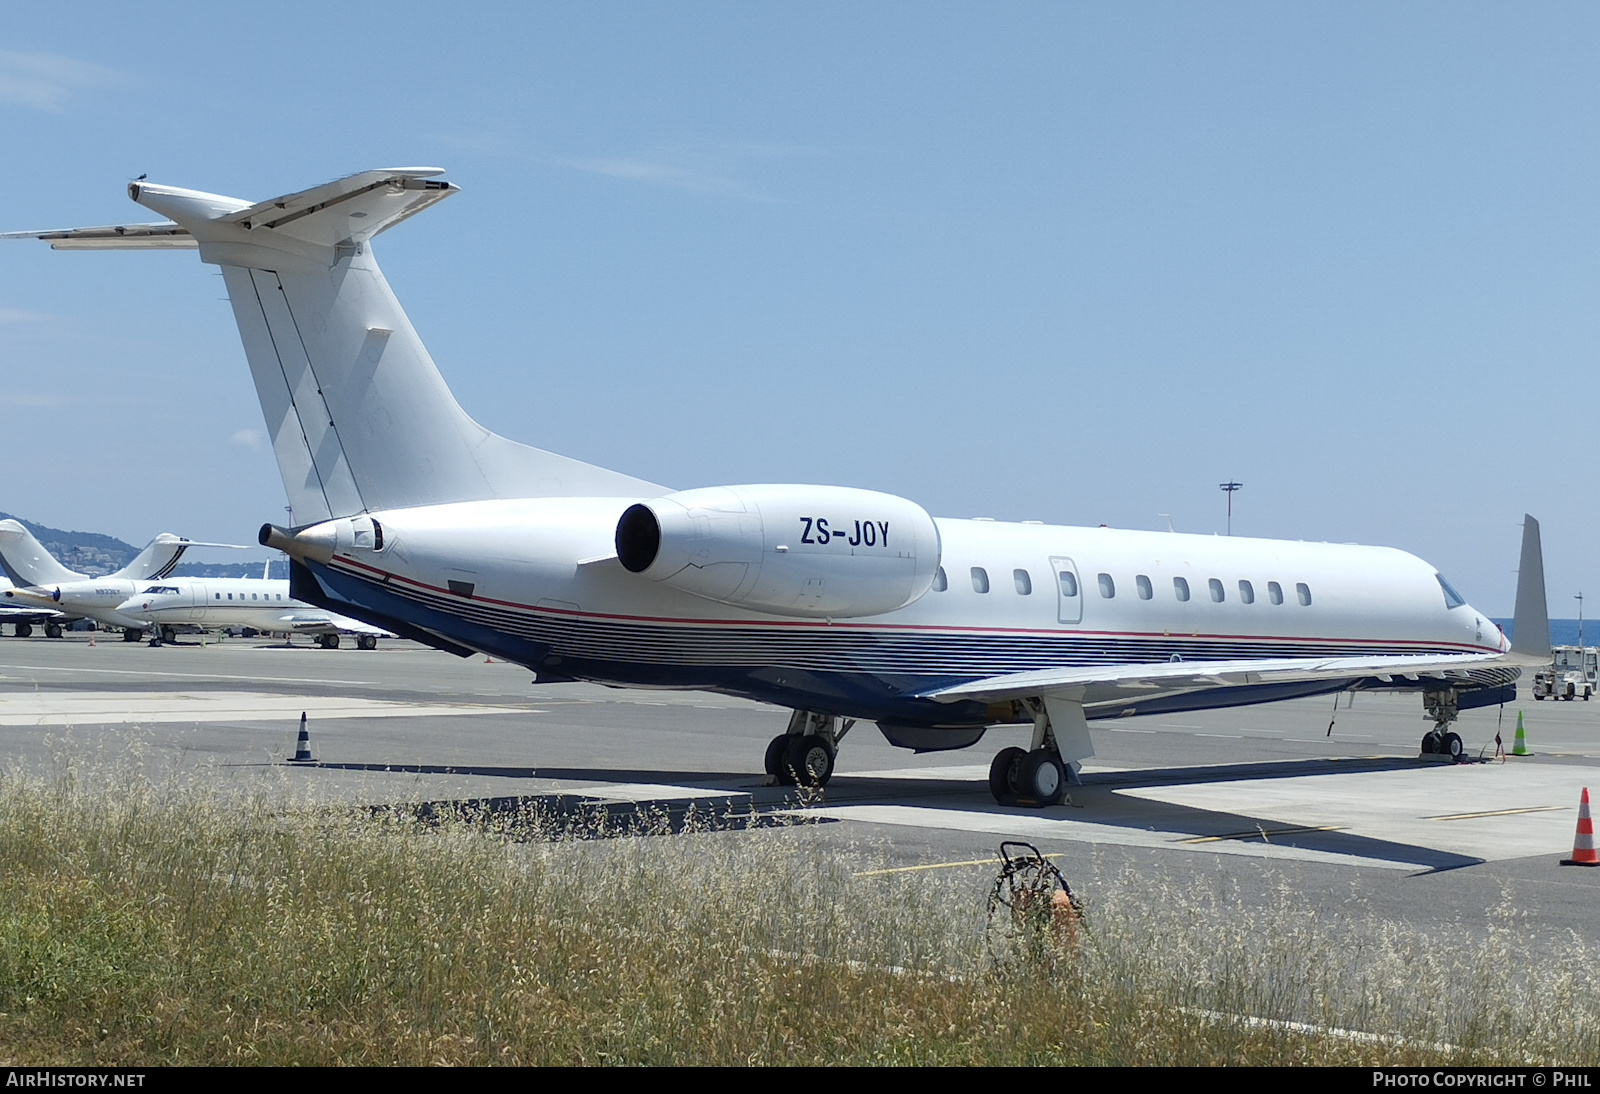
top-left (1050, 557), bottom-right (1083, 625)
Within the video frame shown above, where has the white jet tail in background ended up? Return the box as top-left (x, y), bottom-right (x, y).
top-left (5, 170), bottom-right (664, 526)
top-left (0, 520), bottom-right (232, 586)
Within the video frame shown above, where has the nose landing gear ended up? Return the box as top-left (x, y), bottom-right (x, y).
top-left (1420, 690), bottom-right (1467, 762)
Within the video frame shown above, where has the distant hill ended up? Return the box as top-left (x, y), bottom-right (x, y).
top-left (172, 560), bottom-right (289, 580)
top-left (0, 512), bottom-right (138, 577)
top-left (0, 514), bottom-right (283, 579)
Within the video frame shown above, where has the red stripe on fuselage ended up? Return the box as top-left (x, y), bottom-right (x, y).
top-left (327, 555), bottom-right (1500, 655)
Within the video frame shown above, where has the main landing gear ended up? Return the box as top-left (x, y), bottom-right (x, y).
top-left (765, 710), bottom-right (855, 788)
top-left (1419, 689), bottom-right (1466, 763)
top-left (989, 695), bottom-right (1094, 808)
top-left (317, 634), bottom-right (341, 649)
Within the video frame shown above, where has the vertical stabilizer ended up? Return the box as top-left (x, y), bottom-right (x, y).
top-left (120, 171), bottom-right (664, 523)
top-left (0, 520), bottom-right (84, 587)
top-left (110, 534), bottom-right (192, 582)
top-left (1511, 514), bottom-right (1551, 660)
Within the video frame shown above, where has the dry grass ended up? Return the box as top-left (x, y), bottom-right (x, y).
top-left (0, 753), bottom-right (1595, 1065)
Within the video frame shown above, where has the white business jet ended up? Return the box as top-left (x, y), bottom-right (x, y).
top-left (117, 566), bottom-right (391, 649)
top-left (5, 170), bottom-right (1544, 806)
top-left (0, 519), bottom-right (237, 638)
top-left (0, 577), bottom-right (65, 637)
top-left (0, 523), bottom-right (385, 647)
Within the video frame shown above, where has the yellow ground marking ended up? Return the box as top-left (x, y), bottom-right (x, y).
top-left (1424, 805), bottom-right (1569, 822)
top-left (854, 853), bottom-right (1063, 878)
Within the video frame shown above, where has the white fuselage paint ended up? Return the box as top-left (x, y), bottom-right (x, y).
top-left (309, 498), bottom-right (1504, 690)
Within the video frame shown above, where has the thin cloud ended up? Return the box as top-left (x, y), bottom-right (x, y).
top-left (557, 143), bottom-right (819, 202)
top-left (0, 308), bottom-right (48, 324)
top-left (0, 50), bottom-right (123, 111)
top-left (230, 429), bottom-right (263, 450)
top-left (0, 394), bottom-right (65, 408)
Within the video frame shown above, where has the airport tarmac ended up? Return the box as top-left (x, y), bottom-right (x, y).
top-left (3, 633), bottom-right (1599, 953)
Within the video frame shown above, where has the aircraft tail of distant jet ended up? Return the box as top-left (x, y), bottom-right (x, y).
top-left (0, 520), bottom-right (244, 588)
top-left (5, 171), bottom-right (664, 527)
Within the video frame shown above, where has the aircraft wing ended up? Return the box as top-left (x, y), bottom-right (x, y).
top-left (918, 652), bottom-right (1519, 705)
top-left (274, 612), bottom-right (393, 637)
top-left (0, 222), bottom-right (196, 249)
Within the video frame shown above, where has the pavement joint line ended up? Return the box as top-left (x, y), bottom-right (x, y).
top-left (1180, 824), bottom-right (1345, 844)
top-left (854, 853), bottom-right (1062, 878)
top-left (0, 664), bottom-right (379, 686)
top-left (1425, 805), bottom-right (1569, 822)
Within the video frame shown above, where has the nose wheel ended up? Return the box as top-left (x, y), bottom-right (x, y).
top-left (1421, 690), bottom-right (1468, 763)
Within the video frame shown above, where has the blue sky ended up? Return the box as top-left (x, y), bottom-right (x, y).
top-left (1, 3), bottom-right (1595, 614)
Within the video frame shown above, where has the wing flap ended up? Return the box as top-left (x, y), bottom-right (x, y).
top-left (920, 652), bottom-right (1514, 705)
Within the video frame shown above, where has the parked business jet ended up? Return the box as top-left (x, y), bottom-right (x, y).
top-left (119, 573), bottom-right (391, 649)
top-left (0, 519), bottom-right (238, 638)
top-left (0, 576), bottom-right (65, 637)
top-left (0, 523), bottom-right (384, 646)
top-left (5, 170), bottom-right (1546, 806)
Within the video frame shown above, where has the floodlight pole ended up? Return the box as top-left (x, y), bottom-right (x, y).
top-left (1578, 592), bottom-right (1585, 650)
top-left (1219, 481), bottom-right (1242, 536)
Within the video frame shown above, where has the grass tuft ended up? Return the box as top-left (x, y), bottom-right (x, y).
top-left (0, 757), bottom-right (1594, 1065)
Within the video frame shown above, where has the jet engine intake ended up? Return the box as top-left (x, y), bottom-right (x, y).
top-left (614, 484), bottom-right (942, 619)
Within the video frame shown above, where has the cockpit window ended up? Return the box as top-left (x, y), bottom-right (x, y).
top-left (140, 586), bottom-right (179, 594)
top-left (1436, 573), bottom-right (1466, 610)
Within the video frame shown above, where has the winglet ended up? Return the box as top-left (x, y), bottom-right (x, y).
top-left (1511, 514), bottom-right (1550, 660)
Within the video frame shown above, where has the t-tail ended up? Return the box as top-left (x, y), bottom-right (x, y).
top-left (0, 520), bottom-right (241, 586)
top-left (3, 169), bottom-right (664, 526)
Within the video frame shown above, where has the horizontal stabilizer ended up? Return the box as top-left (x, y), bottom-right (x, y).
top-left (0, 222), bottom-right (195, 250)
top-left (218, 168), bottom-right (455, 249)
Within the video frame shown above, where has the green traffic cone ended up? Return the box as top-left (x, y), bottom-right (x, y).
top-left (1512, 710), bottom-right (1531, 756)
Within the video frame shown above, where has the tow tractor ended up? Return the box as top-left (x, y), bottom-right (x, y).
top-left (1533, 645), bottom-right (1598, 701)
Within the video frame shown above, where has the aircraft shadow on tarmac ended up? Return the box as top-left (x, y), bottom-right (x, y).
top-left (828, 754), bottom-right (1485, 873)
top-left (313, 755), bottom-right (1482, 869)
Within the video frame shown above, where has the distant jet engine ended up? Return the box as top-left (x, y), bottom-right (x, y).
top-left (615, 485), bottom-right (942, 618)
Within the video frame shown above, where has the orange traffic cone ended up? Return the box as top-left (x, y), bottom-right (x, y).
top-left (1562, 787), bottom-right (1598, 866)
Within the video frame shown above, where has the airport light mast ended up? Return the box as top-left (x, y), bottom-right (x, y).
top-left (1219, 481), bottom-right (1242, 536)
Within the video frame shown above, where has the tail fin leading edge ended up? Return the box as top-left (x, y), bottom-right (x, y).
top-left (1511, 514), bottom-right (1551, 661)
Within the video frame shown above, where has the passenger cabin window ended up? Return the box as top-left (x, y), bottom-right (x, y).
top-left (1098, 573), bottom-right (1115, 599)
top-left (932, 567), bottom-right (948, 592)
top-left (1058, 571), bottom-right (1078, 597)
top-left (215, 593), bottom-right (220, 600)
top-left (1208, 578), bottom-right (1225, 603)
top-left (1136, 574), bottom-right (1153, 600)
top-left (1267, 581), bottom-right (1283, 605)
top-left (1173, 576), bottom-right (1190, 602)
top-left (1013, 569), bottom-right (1032, 595)
top-left (1238, 579), bottom-right (1255, 605)
top-left (1296, 582), bottom-right (1313, 606)
top-left (1436, 574), bottom-right (1466, 610)
top-left (971, 567), bottom-right (990, 594)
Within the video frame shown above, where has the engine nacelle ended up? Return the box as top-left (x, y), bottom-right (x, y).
top-left (615, 484), bottom-right (942, 618)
